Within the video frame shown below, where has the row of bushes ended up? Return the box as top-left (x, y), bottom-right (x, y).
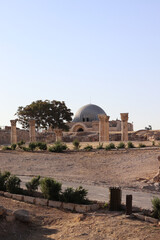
top-left (0, 171), bottom-right (89, 204)
top-left (2, 140), bottom-right (154, 153)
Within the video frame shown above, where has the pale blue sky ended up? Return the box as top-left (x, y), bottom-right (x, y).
top-left (0, 0), bottom-right (160, 130)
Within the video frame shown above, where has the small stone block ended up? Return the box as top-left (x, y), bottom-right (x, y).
top-left (63, 202), bottom-right (75, 211)
top-left (4, 192), bottom-right (12, 198)
top-left (90, 204), bottom-right (99, 211)
top-left (35, 198), bottom-right (48, 206)
top-left (48, 200), bottom-right (62, 208)
top-left (23, 196), bottom-right (35, 204)
top-left (75, 204), bottom-right (91, 213)
top-left (0, 206), bottom-right (6, 215)
top-left (12, 194), bottom-right (24, 201)
top-left (6, 215), bottom-right (15, 222)
top-left (133, 213), bottom-right (145, 221)
top-left (145, 216), bottom-right (158, 224)
top-left (0, 191), bottom-right (4, 196)
top-left (14, 209), bottom-right (32, 223)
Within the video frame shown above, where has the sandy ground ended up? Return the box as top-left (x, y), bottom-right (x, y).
top-left (1, 196), bottom-right (160, 240)
top-left (0, 145), bottom-right (160, 239)
top-left (0, 147), bottom-right (159, 190)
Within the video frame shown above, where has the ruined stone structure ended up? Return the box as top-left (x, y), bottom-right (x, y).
top-left (29, 119), bottom-right (36, 142)
top-left (10, 120), bottom-right (17, 144)
top-left (54, 128), bottom-right (63, 141)
top-left (98, 114), bottom-right (110, 142)
top-left (120, 113), bottom-right (129, 141)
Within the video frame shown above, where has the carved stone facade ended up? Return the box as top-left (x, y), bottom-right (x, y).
top-left (120, 113), bottom-right (129, 141)
top-left (29, 119), bottom-right (36, 142)
top-left (10, 120), bottom-right (17, 144)
top-left (54, 128), bottom-right (63, 141)
top-left (98, 114), bottom-right (110, 142)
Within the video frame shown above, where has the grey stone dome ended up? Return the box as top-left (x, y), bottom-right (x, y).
top-left (73, 104), bottom-right (106, 122)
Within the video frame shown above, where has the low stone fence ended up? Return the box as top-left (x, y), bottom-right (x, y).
top-left (1, 191), bottom-right (100, 213)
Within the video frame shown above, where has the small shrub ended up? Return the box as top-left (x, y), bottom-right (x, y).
top-left (117, 142), bottom-right (125, 149)
top-left (48, 141), bottom-right (67, 153)
top-left (84, 145), bottom-right (93, 151)
top-left (11, 144), bottom-right (17, 150)
top-left (97, 143), bottom-right (104, 149)
top-left (37, 142), bottom-right (47, 150)
top-left (2, 146), bottom-right (11, 150)
top-left (0, 171), bottom-right (11, 191)
top-left (17, 140), bottom-right (25, 149)
top-left (22, 147), bottom-right (30, 151)
top-left (26, 176), bottom-right (41, 194)
top-left (152, 141), bottom-right (155, 146)
top-left (61, 186), bottom-right (88, 204)
top-left (29, 142), bottom-right (37, 151)
top-left (127, 141), bottom-right (135, 148)
top-left (105, 143), bottom-right (116, 151)
top-left (6, 175), bottom-right (21, 194)
top-left (138, 143), bottom-right (146, 148)
top-left (152, 197), bottom-right (160, 219)
top-left (73, 139), bottom-right (81, 150)
top-left (40, 177), bottom-right (62, 200)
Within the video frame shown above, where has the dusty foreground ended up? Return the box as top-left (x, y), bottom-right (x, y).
top-left (1, 196), bottom-right (160, 240)
top-left (0, 148), bottom-right (159, 189)
top-left (0, 148), bottom-right (160, 239)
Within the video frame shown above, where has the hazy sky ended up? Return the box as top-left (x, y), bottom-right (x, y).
top-left (0, 0), bottom-right (160, 130)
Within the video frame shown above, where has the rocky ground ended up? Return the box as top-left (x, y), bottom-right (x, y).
top-left (0, 145), bottom-right (160, 239)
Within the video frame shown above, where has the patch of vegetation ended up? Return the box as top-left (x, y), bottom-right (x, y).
top-left (29, 142), bottom-right (37, 151)
top-left (73, 139), bottom-right (81, 150)
top-left (61, 186), bottom-right (89, 204)
top-left (105, 143), bottom-right (116, 150)
top-left (26, 176), bottom-right (41, 195)
top-left (2, 146), bottom-right (12, 150)
top-left (83, 145), bottom-right (93, 151)
top-left (17, 140), bottom-right (25, 149)
top-left (117, 142), bottom-right (125, 149)
top-left (97, 143), bottom-right (104, 149)
top-left (152, 197), bottom-right (160, 219)
top-left (127, 141), bottom-right (135, 148)
top-left (22, 147), bottom-right (30, 152)
top-left (48, 141), bottom-right (67, 153)
top-left (11, 144), bottom-right (17, 150)
top-left (138, 143), bottom-right (146, 148)
top-left (152, 141), bottom-right (155, 146)
top-left (40, 177), bottom-right (62, 201)
top-left (0, 171), bottom-right (11, 191)
top-left (37, 142), bottom-right (47, 150)
top-left (6, 175), bottom-right (21, 194)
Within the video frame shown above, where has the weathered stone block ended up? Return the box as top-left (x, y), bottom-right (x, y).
top-left (0, 191), bottom-right (4, 196)
top-left (12, 194), bottom-right (24, 201)
top-left (35, 198), bottom-right (48, 206)
top-left (23, 195), bottom-right (35, 204)
top-left (14, 209), bottom-right (32, 223)
top-left (90, 203), bottom-right (99, 211)
top-left (75, 204), bottom-right (91, 213)
top-left (63, 202), bottom-right (75, 211)
top-left (4, 192), bottom-right (12, 198)
top-left (48, 200), bottom-right (62, 208)
top-left (145, 216), bottom-right (158, 224)
top-left (133, 213), bottom-right (145, 221)
top-left (6, 215), bottom-right (15, 222)
top-left (0, 206), bottom-right (6, 215)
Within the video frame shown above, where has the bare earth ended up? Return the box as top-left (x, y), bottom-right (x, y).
top-left (0, 146), bottom-right (160, 239)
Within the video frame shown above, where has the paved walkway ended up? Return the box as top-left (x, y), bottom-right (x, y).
top-left (19, 175), bottom-right (160, 210)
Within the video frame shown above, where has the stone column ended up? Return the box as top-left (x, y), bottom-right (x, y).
top-left (54, 128), bottom-right (63, 142)
top-left (120, 113), bottom-right (129, 141)
top-left (10, 120), bottom-right (17, 144)
top-left (98, 114), bottom-right (110, 142)
top-left (29, 119), bottom-right (36, 142)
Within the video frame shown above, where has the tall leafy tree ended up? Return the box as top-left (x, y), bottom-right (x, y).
top-left (16, 100), bottom-right (73, 130)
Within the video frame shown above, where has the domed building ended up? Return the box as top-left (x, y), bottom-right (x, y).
top-left (68, 103), bottom-right (133, 133)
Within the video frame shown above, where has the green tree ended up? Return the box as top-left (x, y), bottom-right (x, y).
top-left (16, 100), bottom-right (73, 131)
